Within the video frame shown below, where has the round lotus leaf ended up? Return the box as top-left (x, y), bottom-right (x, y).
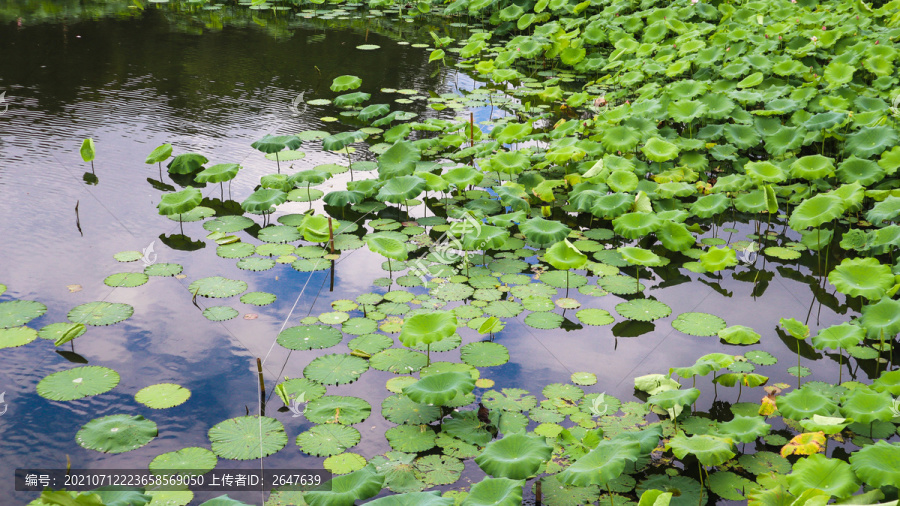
top-left (386, 425), bottom-right (437, 453)
top-left (788, 194), bottom-right (844, 230)
top-left (828, 257), bottom-right (894, 300)
top-left (524, 312), bottom-right (564, 330)
top-left (460, 342), bottom-right (509, 367)
top-left (203, 215), bottom-right (255, 233)
top-left (839, 387), bottom-right (895, 424)
top-left (559, 439), bottom-right (641, 488)
top-left (258, 225), bottom-right (302, 244)
top-left (278, 324), bottom-right (345, 351)
top-left (776, 386), bottom-right (838, 421)
top-left (763, 246), bottom-right (801, 260)
top-left (790, 155), bottom-right (835, 180)
top-left (860, 297), bottom-right (900, 339)
top-left (149, 447), bottom-right (216, 477)
top-left (216, 243), bottom-right (255, 259)
top-left (370, 349), bottom-right (428, 374)
top-left (787, 453), bottom-right (858, 498)
top-left (690, 194), bottom-right (730, 219)
top-left (597, 275), bottom-right (644, 295)
top-left (718, 325), bottom-right (761, 345)
top-left (303, 465), bottom-right (384, 506)
top-left (331, 75), bottom-right (362, 92)
top-left (571, 372), bottom-right (598, 386)
top-left (297, 424), bottom-right (361, 457)
top-left (195, 163), bottom-right (240, 183)
top-left (672, 312), bottom-right (726, 336)
top-left (114, 250), bottom-right (142, 262)
top-left (615, 300), bottom-right (671, 322)
top-left (208, 415), bottom-right (286, 460)
top-left (0, 300), bottom-right (47, 328)
top-left (241, 188), bottom-right (287, 214)
top-left (188, 277), bottom-right (247, 298)
top-left (699, 246), bottom-right (737, 272)
top-left (382, 394), bottom-right (442, 425)
top-left (481, 388), bottom-right (536, 412)
top-left (103, 272), bottom-right (149, 288)
top-left (0, 326), bottom-right (37, 348)
top-left (240, 291), bottom-right (276, 306)
top-left (77, 414), bottom-right (157, 454)
top-left (203, 306), bottom-right (238, 322)
top-left (519, 217), bottom-right (571, 247)
top-left (666, 433), bottom-right (735, 467)
top-left (145, 263), bottom-right (183, 277)
top-left (167, 205), bottom-right (214, 222)
top-left (347, 333), bottom-right (392, 355)
top-left (304, 354), bottom-right (369, 385)
top-left (158, 188), bottom-right (202, 216)
top-left (398, 311), bottom-right (457, 347)
top-left (135, 383), bottom-right (191, 409)
top-left (37, 366), bottom-right (120, 401)
top-left (343, 317), bottom-right (378, 335)
top-left (403, 372), bottom-right (475, 406)
top-left (303, 395), bottom-right (372, 425)
top-left (236, 257), bottom-right (276, 272)
top-left (475, 433), bottom-right (552, 479)
top-left (544, 239), bottom-right (587, 271)
top-left (613, 213), bottom-right (661, 240)
top-left (716, 415), bottom-right (770, 443)
top-left (576, 308), bottom-right (615, 326)
top-left (849, 440), bottom-right (900, 488)
top-left (325, 452), bottom-right (367, 475)
top-left (68, 301), bottom-right (133, 326)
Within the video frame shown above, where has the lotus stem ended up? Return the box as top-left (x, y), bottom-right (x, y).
top-left (838, 348), bottom-right (843, 383)
top-left (607, 484), bottom-right (613, 506)
top-left (427, 343), bottom-right (431, 367)
top-left (797, 340), bottom-right (802, 388)
top-left (698, 465), bottom-right (703, 506)
top-left (308, 183), bottom-right (313, 210)
top-left (179, 214), bottom-right (184, 234)
top-left (158, 162), bottom-right (162, 180)
top-left (276, 152), bottom-right (281, 174)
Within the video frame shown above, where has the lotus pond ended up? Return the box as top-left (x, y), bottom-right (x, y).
top-left (2, 0), bottom-right (900, 505)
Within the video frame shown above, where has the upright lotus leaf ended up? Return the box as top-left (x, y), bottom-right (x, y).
top-left (251, 134), bottom-right (301, 154)
top-left (866, 196), bottom-right (900, 224)
top-left (475, 433), bottom-right (552, 479)
top-left (442, 166), bottom-right (483, 190)
top-left (849, 440), bottom-right (900, 488)
top-left (241, 188), bottom-right (287, 214)
top-left (358, 104), bottom-right (390, 123)
top-left (333, 92), bottom-right (371, 107)
top-left (716, 415), bottom-right (770, 443)
top-left (839, 387), bottom-right (895, 424)
top-left (324, 190), bottom-right (366, 207)
top-left (330, 75), bottom-right (362, 92)
top-left (690, 194), bottom-right (730, 219)
top-left (145, 143), bottom-right (172, 164)
top-left (488, 151), bottom-right (530, 175)
top-left (787, 454), bottom-right (858, 498)
top-left (461, 225), bottom-right (509, 253)
top-left (873, 370), bottom-right (900, 395)
top-left (666, 433), bottom-right (735, 467)
top-left (613, 213), bottom-right (661, 240)
top-left (744, 161), bottom-right (787, 184)
top-left (492, 122), bottom-right (532, 144)
top-left (717, 325), bottom-right (761, 345)
top-left (591, 193), bottom-right (633, 219)
top-left (297, 214), bottom-right (331, 243)
top-left (844, 126), bottom-right (898, 159)
top-left (648, 388), bottom-right (700, 419)
top-left (788, 194), bottom-right (844, 230)
top-left (657, 221), bottom-right (695, 252)
top-left (790, 155), bottom-right (835, 180)
top-left (545, 239), bottom-right (587, 270)
top-left (378, 141), bottom-right (421, 179)
top-left (462, 477), bottom-right (524, 506)
top-left (519, 217), bottom-right (571, 247)
top-left (157, 187), bottom-right (202, 217)
top-left (618, 247), bottom-right (663, 267)
top-left (195, 163), bottom-right (240, 185)
top-left (811, 323), bottom-right (864, 351)
top-left (304, 465), bottom-right (384, 506)
top-left (402, 371), bottom-right (475, 406)
top-left (860, 297), bottom-right (900, 339)
top-left (399, 311), bottom-right (457, 347)
top-left (699, 247), bottom-right (737, 272)
top-left (776, 387), bottom-right (837, 421)
top-left (365, 236), bottom-right (408, 262)
top-left (641, 137), bottom-right (679, 162)
top-left (376, 175), bottom-right (426, 203)
top-left (798, 415), bottom-right (852, 435)
top-left (828, 257), bottom-right (894, 300)
top-left (558, 439), bottom-right (641, 487)
top-left (260, 174), bottom-right (293, 192)
top-left (167, 153), bottom-right (208, 174)
top-left (323, 131), bottom-right (365, 151)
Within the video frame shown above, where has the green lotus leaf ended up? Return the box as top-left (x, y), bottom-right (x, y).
top-left (150, 446), bottom-right (217, 477)
top-left (204, 215), bottom-right (254, 233)
top-left (648, 388), bottom-right (700, 415)
top-left (788, 194), bottom-right (844, 230)
top-left (277, 324), bottom-right (342, 350)
top-left (188, 276), bottom-right (247, 298)
top-left (492, 122), bottom-right (532, 144)
top-left (828, 257), bottom-right (894, 300)
top-left (145, 143), bottom-right (172, 164)
top-left (672, 312), bottom-right (726, 336)
top-left (461, 477), bottom-right (523, 506)
top-left (744, 161), bottom-right (787, 184)
top-left (399, 311), bottom-right (457, 347)
top-left (76, 414), bottom-right (157, 455)
top-left (849, 440), bottom-right (900, 488)
top-left (764, 126), bottom-right (805, 155)
top-left (616, 299), bottom-right (671, 322)
top-left (723, 124), bottom-right (761, 150)
top-left (866, 195), bottom-right (900, 224)
top-left (377, 175), bottom-right (426, 203)
top-left (322, 131), bottom-right (365, 152)
top-left (382, 394), bottom-right (442, 425)
top-left (195, 163), bottom-right (240, 184)
top-left (207, 415), bottom-right (286, 460)
top-left (158, 187), bottom-right (202, 216)
top-left (601, 125), bottom-right (641, 152)
top-left (860, 297), bottom-right (900, 339)
top-left (613, 212), bottom-right (661, 240)
top-left (304, 465), bottom-right (384, 506)
top-left (378, 141), bottom-right (421, 179)
top-left (617, 246), bottom-right (663, 267)
top-left (324, 190), bottom-right (366, 207)
top-left (366, 491), bottom-right (453, 506)
top-left (0, 300), bottom-right (46, 328)
top-left (135, 383), bottom-right (191, 409)
top-left (836, 156), bottom-right (885, 186)
top-left (591, 193), bottom-right (634, 219)
top-left (787, 454), bottom-right (859, 498)
top-left (776, 386), bottom-right (837, 421)
top-left (839, 387), bottom-right (895, 424)
top-left (845, 126), bottom-right (898, 159)
top-left (330, 75), bottom-right (362, 92)
top-left (296, 424), bottom-right (361, 457)
top-left (385, 425), bottom-right (437, 453)
top-left (333, 92), bottom-right (371, 107)
top-left (68, 301), bottom-right (134, 326)
top-left (303, 354), bottom-right (369, 386)
top-left (559, 439), bottom-right (641, 487)
top-left (519, 217), bottom-right (571, 247)
top-left (666, 433), bottom-right (735, 467)
top-left (460, 342), bottom-right (509, 367)
top-left (487, 151), bottom-right (530, 175)
top-left (37, 366), bottom-right (120, 401)
top-left (365, 235), bottom-right (408, 262)
top-left (545, 239), bottom-right (587, 270)
top-left (656, 221), bottom-right (695, 252)
top-left (41, 322), bottom-right (85, 346)
top-left (251, 134), bottom-right (301, 155)
top-left (641, 137), bottom-right (679, 162)
top-left (811, 323), bottom-right (864, 351)
top-left (690, 194), bottom-right (730, 219)
top-left (873, 370), bottom-right (900, 396)
top-left (607, 170), bottom-right (639, 193)
top-left (403, 371), bottom-right (476, 406)
top-left (475, 433), bottom-right (552, 480)
top-left (718, 325), bottom-right (761, 345)
top-left (699, 247), bottom-right (737, 272)
top-left (803, 111), bottom-right (847, 131)
top-left (305, 396), bottom-right (371, 425)
top-left (798, 415), bottom-right (852, 435)
top-left (167, 153), bottom-right (207, 174)
top-left (790, 155), bottom-right (834, 180)
top-left (716, 414), bottom-right (770, 443)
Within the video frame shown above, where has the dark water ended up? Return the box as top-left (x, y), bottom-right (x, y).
top-left (0, 3), bottom-right (874, 505)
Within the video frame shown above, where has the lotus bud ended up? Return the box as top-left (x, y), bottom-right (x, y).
top-left (779, 35), bottom-right (782, 40)
top-left (875, 40), bottom-right (879, 44)
top-left (822, 26), bottom-right (826, 30)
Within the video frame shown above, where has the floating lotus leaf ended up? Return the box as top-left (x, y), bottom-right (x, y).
top-left (597, 275), bottom-right (644, 295)
top-left (208, 415), bottom-right (286, 460)
top-left (849, 440), bottom-right (900, 488)
top-left (325, 453), bottom-right (367, 475)
top-left (717, 325), bottom-right (760, 345)
top-left (77, 414), bottom-right (157, 454)
top-left (304, 465), bottom-right (384, 506)
top-left (377, 175), bottom-right (426, 203)
top-left (204, 215), bottom-right (255, 233)
top-left (699, 247), bottom-right (737, 272)
top-left (666, 433), bottom-right (735, 467)
top-left (167, 153), bottom-right (207, 174)
top-left (68, 301), bottom-right (133, 326)
top-left (613, 213), bottom-right (661, 240)
top-left (38, 322), bottom-right (85, 344)
top-left (149, 447), bottom-right (217, 477)
top-left (303, 354), bottom-right (369, 386)
top-left (0, 300), bottom-right (46, 328)
top-left (828, 257), bottom-right (894, 300)
top-left (305, 396), bottom-right (371, 425)
top-left (616, 299), bottom-right (671, 322)
top-left (576, 308), bottom-right (615, 326)
top-left (366, 491), bottom-right (453, 506)
top-left (378, 141), bottom-right (421, 179)
top-left (559, 438), bottom-right (641, 487)
top-left (370, 349), bottom-right (428, 374)
top-left (519, 217), bottom-right (571, 247)
top-left (475, 433), bottom-right (552, 480)
top-left (716, 415), bottom-right (770, 443)
top-left (241, 188), bottom-right (287, 214)
top-left (195, 163), bottom-right (240, 184)
top-left (189, 276), bottom-right (247, 298)
top-left (860, 297), bottom-right (900, 338)
top-left (296, 424), bottom-right (360, 458)
top-left (385, 424), bottom-right (437, 453)
top-left (788, 194), bottom-right (844, 230)
top-left (37, 366), bottom-right (119, 401)
top-left (203, 306), bottom-right (238, 321)
top-left (330, 75), bottom-right (362, 92)
top-left (157, 187), bottom-right (202, 216)
top-left (258, 225), bottom-right (301, 244)
top-left (460, 342), bottom-right (509, 367)
top-left (135, 383), bottom-right (191, 409)
top-left (382, 394), bottom-right (442, 425)
top-left (672, 312), bottom-right (726, 336)
top-left (776, 387), bottom-right (837, 421)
